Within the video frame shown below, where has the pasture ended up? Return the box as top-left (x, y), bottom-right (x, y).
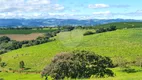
top-left (0, 28), bottom-right (57, 34)
top-left (0, 22), bottom-right (142, 80)
top-left (0, 67), bottom-right (142, 80)
top-left (1, 28), bottom-right (142, 71)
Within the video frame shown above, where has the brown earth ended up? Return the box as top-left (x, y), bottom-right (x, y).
top-left (0, 33), bottom-right (44, 41)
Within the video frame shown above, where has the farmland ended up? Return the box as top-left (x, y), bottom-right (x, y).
top-left (95, 22), bottom-right (142, 29)
top-left (0, 22), bottom-right (142, 79)
top-left (0, 28), bottom-right (57, 34)
top-left (0, 33), bottom-right (44, 41)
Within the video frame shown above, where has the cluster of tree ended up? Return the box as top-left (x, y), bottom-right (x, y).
top-left (75, 26), bottom-right (96, 29)
top-left (0, 30), bottom-right (60, 55)
top-left (83, 31), bottom-right (95, 36)
top-left (58, 26), bottom-right (75, 31)
top-left (96, 26), bottom-right (116, 33)
top-left (41, 50), bottom-right (114, 79)
top-left (0, 27), bottom-right (33, 30)
top-left (83, 26), bottom-right (117, 36)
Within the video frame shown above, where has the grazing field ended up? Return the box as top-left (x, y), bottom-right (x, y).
top-left (95, 22), bottom-right (142, 29)
top-left (0, 33), bottom-right (44, 41)
top-left (0, 22), bottom-right (142, 79)
top-left (0, 67), bottom-right (142, 80)
top-left (1, 28), bottom-right (142, 71)
top-left (0, 28), bottom-right (57, 34)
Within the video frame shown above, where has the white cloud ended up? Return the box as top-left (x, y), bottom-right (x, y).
top-left (88, 4), bottom-right (109, 9)
top-left (93, 11), bottom-right (111, 15)
top-left (88, 4), bottom-right (130, 9)
top-left (53, 4), bottom-right (65, 11)
top-left (0, 0), bottom-right (64, 13)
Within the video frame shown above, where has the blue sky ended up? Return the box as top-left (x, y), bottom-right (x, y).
top-left (0, 0), bottom-right (142, 19)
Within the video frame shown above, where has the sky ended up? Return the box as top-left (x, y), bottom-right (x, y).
top-left (0, 0), bottom-right (142, 19)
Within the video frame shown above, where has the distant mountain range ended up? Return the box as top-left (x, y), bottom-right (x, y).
top-left (0, 18), bottom-right (141, 27)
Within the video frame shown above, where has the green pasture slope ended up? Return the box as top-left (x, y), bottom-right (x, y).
top-left (0, 28), bottom-right (57, 34)
top-left (95, 22), bottom-right (142, 29)
top-left (0, 22), bottom-right (142, 79)
top-left (0, 67), bottom-right (142, 80)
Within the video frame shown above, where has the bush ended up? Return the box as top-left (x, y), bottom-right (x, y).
top-left (96, 26), bottom-right (117, 34)
top-left (96, 28), bottom-right (107, 33)
top-left (0, 36), bottom-right (11, 44)
top-left (41, 50), bottom-right (114, 79)
top-left (106, 26), bottom-right (116, 31)
top-left (0, 62), bottom-right (7, 68)
top-left (83, 31), bottom-right (95, 36)
top-left (19, 61), bottom-right (25, 70)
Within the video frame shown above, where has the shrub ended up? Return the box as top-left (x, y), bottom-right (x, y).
top-left (0, 62), bottom-right (7, 68)
top-left (96, 28), bottom-right (107, 33)
top-left (41, 50), bottom-right (114, 79)
top-left (19, 61), bottom-right (25, 70)
top-left (0, 36), bottom-right (11, 44)
top-left (83, 31), bottom-right (95, 36)
top-left (107, 26), bottom-right (116, 31)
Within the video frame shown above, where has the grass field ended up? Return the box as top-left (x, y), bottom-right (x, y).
top-left (0, 28), bottom-right (57, 34)
top-left (95, 22), bottom-right (142, 29)
top-left (0, 22), bottom-right (142, 79)
top-left (0, 67), bottom-right (142, 80)
top-left (1, 28), bottom-right (142, 71)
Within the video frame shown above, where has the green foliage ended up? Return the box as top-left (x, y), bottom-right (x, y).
top-left (96, 26), bottom-right (116, 33)
top-left (107, 26), bottom-right (116, 31)
top-left (19, 61), bottom-right (25, 69)
top-left (0, 62), bottom-right (7, 68)
top-left (0, 57), bottom-right (1, 62)
top-left (41, 50), bottom-right (114, 79)
top-left (83, 31), bottom-right (95, 36)
top-left (0, 36), bottom-right (10, 44)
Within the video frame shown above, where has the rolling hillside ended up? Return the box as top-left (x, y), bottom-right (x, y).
top-left (95, 22), bottom-right (142, 29)
top-left (1, 28), bottom-right (142, 71)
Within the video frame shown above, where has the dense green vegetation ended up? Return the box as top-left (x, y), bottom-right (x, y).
top-left (83, 26), bottom-right (116, 36)
top-left (42, 50), bottom-right (114, 79)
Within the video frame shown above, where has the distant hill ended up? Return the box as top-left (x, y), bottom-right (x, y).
top-left (0, 18), bottom-right (141, 27)
top-left (95, 22), bottom-right (142, 29)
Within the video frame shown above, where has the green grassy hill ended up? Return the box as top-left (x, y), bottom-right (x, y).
top-left (95, 22), bottom-right (142, 29)
top-left (1, 28), bottom-right (142, 71)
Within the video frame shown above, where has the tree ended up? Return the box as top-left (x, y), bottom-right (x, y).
top-left (0, 36), bottom-right (11, 44)
top-left (41, 50), bottom-right (114, 79)
top-left (0, 62), bottom-right (7, 68)
top-left (0, 57), bottom-right (1, 63)
top-left (19, 61), bottom-right (25, 70)
top-left (83, 31), bottom-right (95, 36)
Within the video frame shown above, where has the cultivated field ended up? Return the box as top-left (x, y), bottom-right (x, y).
top-left (0, 33), bottom-right (44, 41)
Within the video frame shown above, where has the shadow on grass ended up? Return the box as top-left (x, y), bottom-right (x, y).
top-left (24, 68), bottom-right (31, 70)
top-left (122, 68), bottom-right (142, 73)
